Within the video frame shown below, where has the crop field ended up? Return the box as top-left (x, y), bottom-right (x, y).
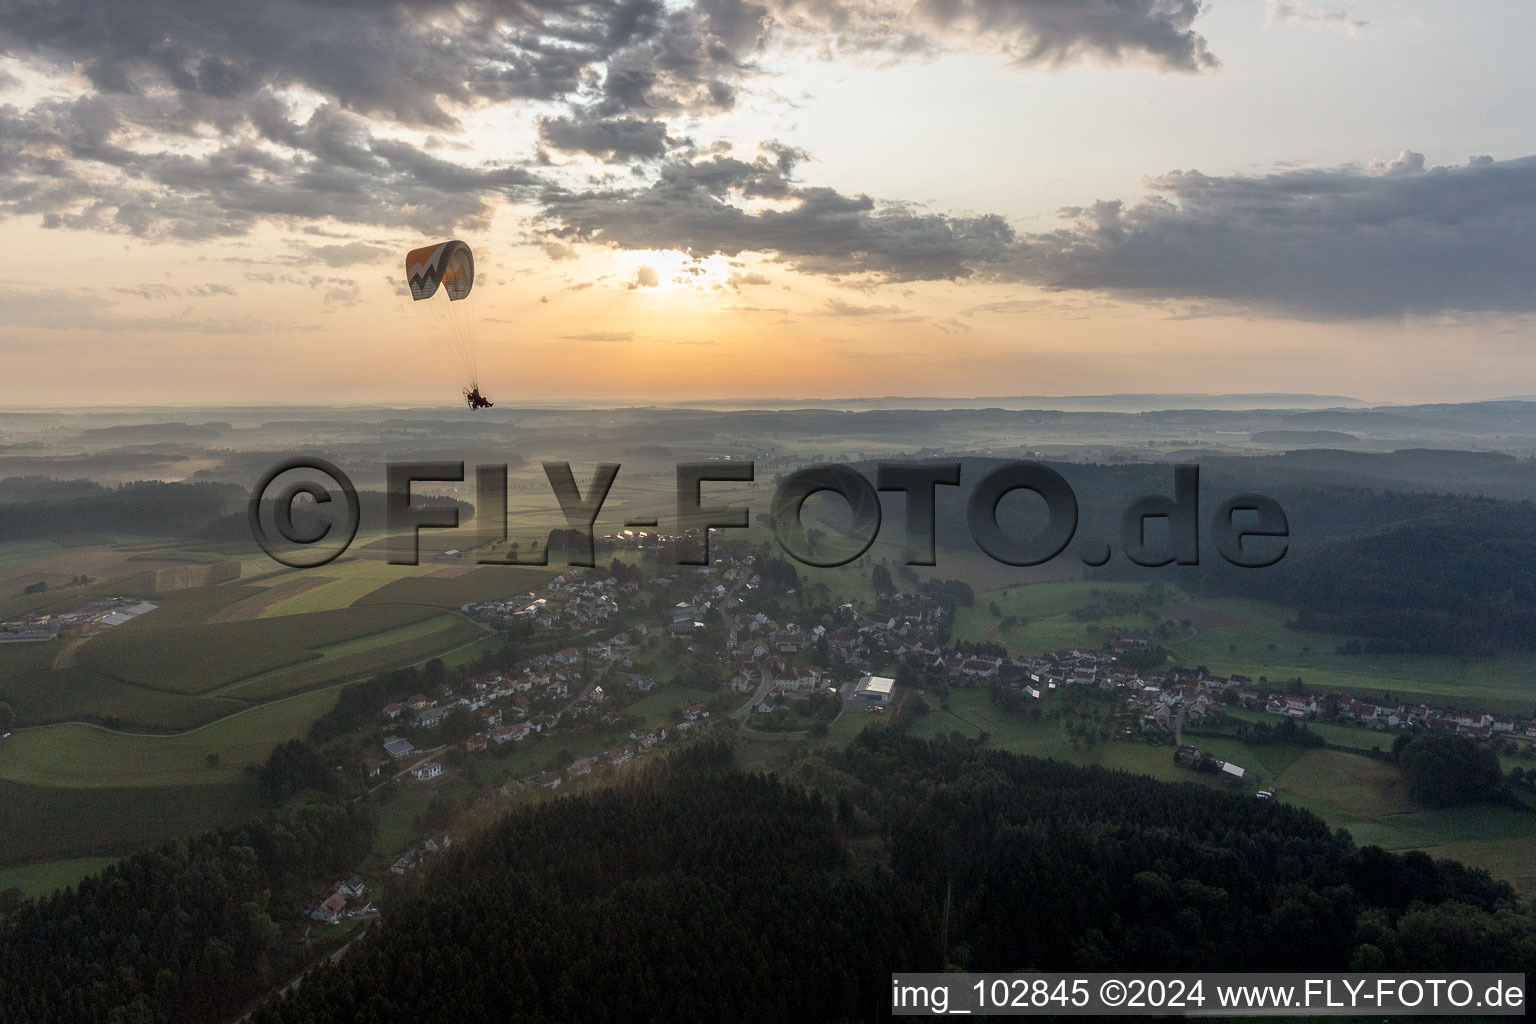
top-left (0, 685), bottom-right (345, 788)
top-left (217, 615), bottom-right (483, 702)
top-left (357, 565), bottom-right (550, 609)
top-left (74, 604), bottom-right (439, 695)
top-left (0, 777), bottom-right (262, 865)
top-left (249, 559), bottom-right (453, 617)
top-left (0, 641), bottom-right (242, 729)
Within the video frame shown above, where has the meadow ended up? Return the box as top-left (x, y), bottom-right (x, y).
top-left (887, 684), bottom-right (1536, 892)
top-left (945, 576), bottom-right (1536, 717)
top-left (0, 777), bottom-right (262, 865)
top-left (0, 856), bottom-right (117, 898)
top-left (0, 686), bottom-right (346, 788)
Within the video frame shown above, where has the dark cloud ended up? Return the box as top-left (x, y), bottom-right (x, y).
top-left (1000, 152), bottom-right (1536, 319)
top-left (541, 148), bottom-right (1536, 320)
top-left (0, 0), bottom-right (665, 128)
top-left (538, 146), bottom-right (1016, 281)
top-left (0, 99), bottom-right (539, 239)
top-left (538, 115), bottom-right (674, 162)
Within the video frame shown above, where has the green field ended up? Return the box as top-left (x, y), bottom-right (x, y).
top-left (245, 559), bottom-right (454, 618)
top-left (953, 580), bottom-right (1169, 653)
top-left (1164, 595), bottom-right (1536, 714)
top-left (0, 686), bottom-right (345, 788)
top-left (0, 856), bottom-right (117, 898)
top-left (949, 578), bottom-right (1536, 716)
top-left (76, 604), bottom-right (439, 695)
top-left (356, 565), bottom-right (551, 609)
top-left (217, 614), bottom-right (483, 703)
top-left (0, 777), bottom-right (262, 864)
top-left (878, 684), bottom-right (1536, 891)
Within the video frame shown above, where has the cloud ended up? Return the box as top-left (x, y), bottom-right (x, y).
top-left (303, 242), bottom-right (390, 267)
top-left (539, 146), bottom-right (1017, 281)
top-left (539, 115), bottom-right (675, 162)
top-left (0, 98), bottom-right (540, 239)
top-left (631, 265), bottom-right (661, 288)
top-left (821, 298), bottom-right (903, 316)
top-left (322, 281), bottom-right (361, 308)
top-left (544, 146), bottom-right (1536, 320)
top-left (556, 330), bottom-right (636, 342)
top-left (110, 283), bottom-right (237, 300)
top-left (0, 0), bottom-right (664, 128)
top-left (0, 287), bottom-right (313, 332)
top-left (1265, 0), bottom-right (1367, 34)
top-left (997, 152), bottom-right (1536, 319)
top-left (770, 0), bottom-right (1217, 73)
top-left (0, 0), bottom-right (1222, 244)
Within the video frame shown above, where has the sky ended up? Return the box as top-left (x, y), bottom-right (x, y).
top-left (0, 0), bottom-right (1532, 406)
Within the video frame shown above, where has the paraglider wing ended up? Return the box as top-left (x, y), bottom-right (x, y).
top-left (405, 240), bottom-right (480, 393)
top-left (405, 240), bottom-right (474, 301)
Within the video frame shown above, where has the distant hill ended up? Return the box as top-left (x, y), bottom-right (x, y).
top-left (1250, 430), bottom-right (1359, 444)
top-left (665, 393), bottom-right (1368, 413)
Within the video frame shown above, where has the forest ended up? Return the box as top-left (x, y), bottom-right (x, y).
top-left (0, 798), bottom-right (375, 1024)
top-left (229, 734), bottom-right (1533, 1024)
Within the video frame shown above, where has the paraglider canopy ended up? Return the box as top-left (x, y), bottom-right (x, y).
top-left (405, 240), bottom-right (484, 403)
top-left (406, 240), bottom-right (473, 301)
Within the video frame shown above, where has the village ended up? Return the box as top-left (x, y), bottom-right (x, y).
top-left (301, 541), bottom-right (1536, 926)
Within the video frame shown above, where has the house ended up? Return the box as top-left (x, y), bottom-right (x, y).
top-left (383, 703), bottom-right (404, 719)
top-left (568, 757), bottom-right (595, 778)
top-left (311, 893), bottom-right (347, 925)
top-left (338, 877), bottom-right (366, 898)
top-left (465, 733), bottom-right (488, 753)
top-left (383, 736), bottom-right (416, 759)
top-left (413, 706), bottom-right (450, 729)
top-left (411, 761), bottom-right (444, 781)
top-left (680, 702), bottom-right (709, 721)
top-left (361, 757), bottom-right (385, 780)
top-left (528, 770), bottom-right (562, 789)
top-left (1219, 761), bottom-right (1247, 781)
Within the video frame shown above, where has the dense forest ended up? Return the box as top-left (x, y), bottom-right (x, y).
top-left (230, 734), bottom-right (1533, 1024)
top-left (0, 798), bottom-right (375, 1024)
top-left (3, 734), bottom-right (1532, 1023)
top-left (912, 457), bottom-right (1536, 657)
top-left (0, 480), bottom-right (244, 541)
